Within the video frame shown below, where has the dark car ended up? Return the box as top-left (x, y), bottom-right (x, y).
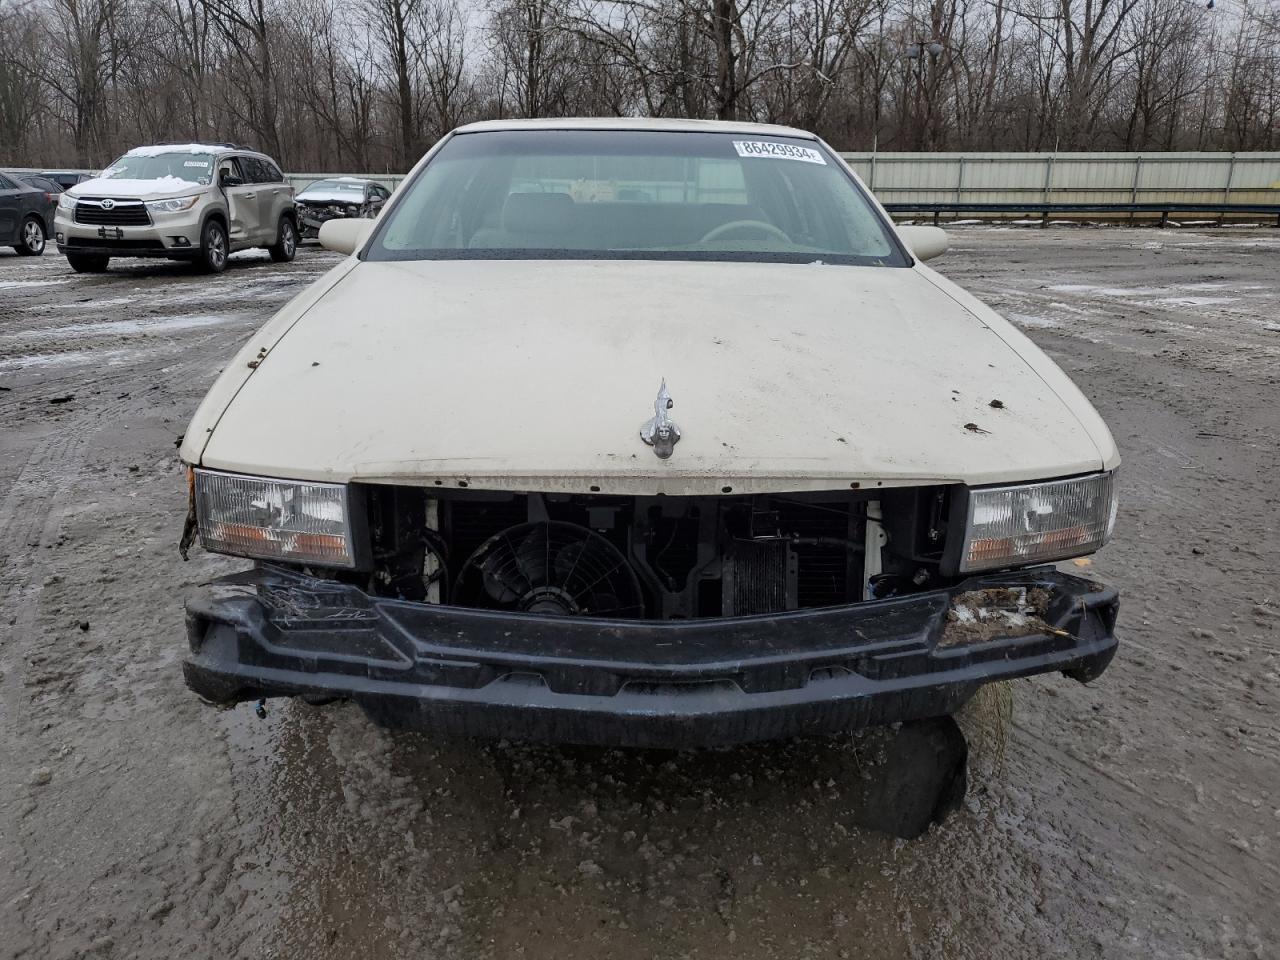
top-left (295, 177), bottom-right (391, 238)
top-left (0, 171), bottom-right (55, 255)
top-left (39, 171), bottom-right (93, 191)
top-left (18, 174), bottom-right (65, 195)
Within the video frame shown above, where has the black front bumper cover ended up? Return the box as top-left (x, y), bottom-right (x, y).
top-left (184, 565), bottom-right (1118, 748)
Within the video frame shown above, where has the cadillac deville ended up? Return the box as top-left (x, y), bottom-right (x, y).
top-left (178, 119), bottom-right (1120, 748)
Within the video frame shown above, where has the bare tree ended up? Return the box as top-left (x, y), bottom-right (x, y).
top-left (43, 0), bottom-right (124, 164)
top-left (414, 0), bottom-right (474, 138)
top-left (0, 1), bottom-right (47, 163)
top-left (198, 0), bottom-right (284, 159)
top-left (488, 0), bottom-right (579, 117)
top-left (2, 0), bottom-right (1277, 168)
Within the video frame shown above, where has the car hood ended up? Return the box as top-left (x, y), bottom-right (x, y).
top-left (68, 176), bottom-right (201, 200)
top-left (191, 258), bottom-right (1118, 495)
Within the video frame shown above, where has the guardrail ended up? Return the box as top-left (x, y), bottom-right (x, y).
top-left (883, 201), bottom-right (1280, 226)
top-left (842, 152), bottom-right (1280, 209)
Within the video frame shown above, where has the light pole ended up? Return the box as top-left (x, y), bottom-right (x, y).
top-left (903, 39), bottom-right (946, 150)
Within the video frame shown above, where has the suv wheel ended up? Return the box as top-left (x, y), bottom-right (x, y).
top-left (16, 216), bottom-right (45, 256)
top-left (269, 217), bottom-right (297, 263)
top-left (198, 220), bottom-right (228, 273)
top-left (67, 253), bottom-right (109, 273)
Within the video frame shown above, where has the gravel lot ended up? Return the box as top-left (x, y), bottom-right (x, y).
top-left (1, 229), bottom-right (1278, 959)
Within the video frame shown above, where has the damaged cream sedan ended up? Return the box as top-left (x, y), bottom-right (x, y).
top-left (179, 119), bottom-right (1120, 748)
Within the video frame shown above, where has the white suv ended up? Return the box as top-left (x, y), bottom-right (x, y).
top-left (54, 143), bottom-right (298, 273)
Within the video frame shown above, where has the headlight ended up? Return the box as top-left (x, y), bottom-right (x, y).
top-left (146, 195), bottom-right (200, 213)
top-left (57, 193), bottom-right (76, 211)
top-left (194, 469), bottom-right (358, 568)
top-left (957, 472), bottom-right (1117, 573)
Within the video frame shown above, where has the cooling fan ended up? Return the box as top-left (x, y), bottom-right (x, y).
top-left (454, 521), bottom-right (645, 618)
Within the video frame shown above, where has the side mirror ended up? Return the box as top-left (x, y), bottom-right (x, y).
top-left (318, 217), bottom-right (375, 256)
top-left (897, 225), bottom-right (949, 262)
top-left (219, 172), bottom-right (244, 188)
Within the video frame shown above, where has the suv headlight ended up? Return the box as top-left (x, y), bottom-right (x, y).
top-left (57, 193), bottom-right (76, 211)
top-left (146, 195), bottom-right (200, 213)
top-left (957, 472), bottom-right (1117, 573)
top-left (194, 469), bottom-right (359, 568)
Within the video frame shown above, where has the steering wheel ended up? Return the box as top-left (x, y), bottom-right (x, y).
top-left (699, 219), bottom-right (792, 244)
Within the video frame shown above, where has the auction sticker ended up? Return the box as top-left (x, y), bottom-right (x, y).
top-left (732, 141), bottom-right (826, 164)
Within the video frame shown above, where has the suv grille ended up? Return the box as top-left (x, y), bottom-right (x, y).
top-left (74, 199), bottom-right (152, 227)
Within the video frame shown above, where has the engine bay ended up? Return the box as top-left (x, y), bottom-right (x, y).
top-left (353, 486), bottom-right (956, 620)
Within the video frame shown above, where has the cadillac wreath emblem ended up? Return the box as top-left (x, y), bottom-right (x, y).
top-left (640, 379), bottom-right (681, 459)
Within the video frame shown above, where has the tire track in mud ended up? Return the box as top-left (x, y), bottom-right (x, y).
top-left (2, 234), bottom-right (1279, 960)
top-left (942, 230), bottom-right (1280, 959)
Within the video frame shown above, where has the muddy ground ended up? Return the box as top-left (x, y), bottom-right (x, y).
top-left (1, 228), bottom-right (1277, 959)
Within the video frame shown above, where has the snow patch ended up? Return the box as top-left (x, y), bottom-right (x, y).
top-left (1, 312), bottom-right (246, 342)
top-left (124, 143), bottom-right (231, 157)
top-left (1007, 313), bottom-right (1062, 328)
top-left (0, 347), bottom-right (134, 371)
top-left (71, 176), bottom-right (199, 198)
top-left (0, 278), bottom-right (71, 290)
top-left (1142, 296), bottom-right (1239, 307)
top-left (37, 296), bottom-right (139, 311)
top-left (1048, 284), bottom-right (1164, 297)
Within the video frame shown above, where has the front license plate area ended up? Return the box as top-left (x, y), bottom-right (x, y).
top-left (97, 226), bottom-right (124, 240)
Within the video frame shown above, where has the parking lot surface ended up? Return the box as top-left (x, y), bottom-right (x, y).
top-left (1, 230), bottom-right (1278, 959)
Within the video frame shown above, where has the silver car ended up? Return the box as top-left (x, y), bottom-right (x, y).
top-left (295, 177), bottom-right (391, 239)
top-left (53, 143), bottom-right (298, 273)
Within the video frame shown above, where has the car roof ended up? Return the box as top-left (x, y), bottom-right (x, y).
top-left (452, 117), bottom-right (818, 139)
top-left (122, 144), bottom-right (278, 163)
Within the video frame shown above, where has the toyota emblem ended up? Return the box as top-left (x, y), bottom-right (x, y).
top-left (100, 199), bottom-right (115, 210)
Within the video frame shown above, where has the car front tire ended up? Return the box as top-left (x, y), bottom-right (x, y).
top-left (197, 219), bottom-right (229, 273)
top-left (16, 216), bottom-right (46, 256)
top-left (268, 216), bottom-right (297, 263)
top-left (66, 253), bottom-right (109, 273)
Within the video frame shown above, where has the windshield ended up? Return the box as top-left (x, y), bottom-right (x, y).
top-left (301, 179), bottom-right (365, 196)
top-left (367, 130), bottom-right (906, 266)
top-left (101, 152), bottom-right (214, 185)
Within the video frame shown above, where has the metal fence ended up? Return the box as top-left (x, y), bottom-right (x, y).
top-left (293, 153), bottom-right (1280, 220)
top-left (840, 152), bottom-right (1280, 207)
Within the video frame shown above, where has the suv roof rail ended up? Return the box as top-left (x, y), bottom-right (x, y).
top-left (145, 141), bottom-right (257, 151)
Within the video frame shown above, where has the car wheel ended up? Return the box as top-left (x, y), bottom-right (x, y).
top-left (197, 220), bottom-right (228, 273)
top-left (268, 217), bottom-right (297, 263)
top-left (17, 216), bottom-right (46, 256)
top-left (66, 253), bottom-right (109, 273)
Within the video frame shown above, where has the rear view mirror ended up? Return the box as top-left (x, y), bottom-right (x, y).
top-left (897, 225), bottom-right (949, 262)
top-left (318, 217), bottom-right (375, 256)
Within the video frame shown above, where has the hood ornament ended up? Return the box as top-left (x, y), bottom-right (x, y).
top-left (640, 379), bottom-right (681, 459)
